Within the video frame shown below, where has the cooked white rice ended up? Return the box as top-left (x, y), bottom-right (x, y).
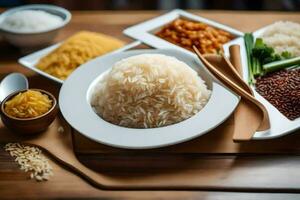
top-left (91, 54), bottom-right (211, 128)
top-left (1, 10), bottom-right (63, 33)
top-left (261, 21), bottom-right (300, 57)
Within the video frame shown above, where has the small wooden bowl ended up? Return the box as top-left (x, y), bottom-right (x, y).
top-left (0, 89), bottom-right (58, 135)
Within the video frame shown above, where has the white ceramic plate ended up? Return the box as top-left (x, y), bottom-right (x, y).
top-left (223, 25), bottom-right (300, 139)
top-left (124, 9), bottom-right (244, 57)
top-left (59, 49), bottom-right (239, 149)
top-left (18, 41), bottom-right (141, 84)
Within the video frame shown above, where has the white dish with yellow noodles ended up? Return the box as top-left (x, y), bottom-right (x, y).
top-left (59, 49), bottom-right (239, 149)
top-left (18, 32), bottom-right (140, 84)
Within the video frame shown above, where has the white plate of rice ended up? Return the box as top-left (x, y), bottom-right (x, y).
top-left (59, 49), bottom-right (239, 149)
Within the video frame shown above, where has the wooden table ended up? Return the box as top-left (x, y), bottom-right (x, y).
top-left (1, 10), bottom-right (300, 199)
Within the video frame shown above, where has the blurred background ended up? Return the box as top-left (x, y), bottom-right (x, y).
top-left (0, 0), bottom-right (300, 11)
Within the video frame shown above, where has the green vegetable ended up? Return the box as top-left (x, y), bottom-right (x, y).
top-left (252, 57), bottom-right (260, 76)
top-left (288, 64), bottom-right (300, 70)
top-left (244, 34), bottom-right (295, 83)
top-left (281, 51), bottom-right (292, 59)
top-left (263, 56), bottom-right (300, 73)
top-left (252, 38), bottom-right (281, 64)
top-left (263, 54), bottom-right (281, 64)
top-left (251, 38), bottom-right (264, 76)
top-left (252, 38), bottom-right (273, 61)
top-left (244, 33), bottom-right (255, 84)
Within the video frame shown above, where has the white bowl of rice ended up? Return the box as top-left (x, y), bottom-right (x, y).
top-left (91, 54), bottom-right (211, 128)
top-left (59, 49), bottom-right (239, 149)
top-left (0, 4), bottom-right (71, 49)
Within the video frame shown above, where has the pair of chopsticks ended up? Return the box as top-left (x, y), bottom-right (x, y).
top-left (193, 45), bottom-right (270, 141)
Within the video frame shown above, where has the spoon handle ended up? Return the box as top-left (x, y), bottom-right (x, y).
top-left (227, 45), bottom-right (254, 95)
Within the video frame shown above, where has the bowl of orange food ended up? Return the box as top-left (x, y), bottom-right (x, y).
top-left (0, 89), bottom-right (58, 134)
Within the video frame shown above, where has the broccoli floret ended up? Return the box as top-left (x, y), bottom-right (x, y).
top-left (281, 51), bottom-right (292, 59)
top-left (251, 38), bottom-right (292, 65)
top-left (262, 54), bottom-right (281, 64)
top-left (252, 38), bottom-right (274, 61)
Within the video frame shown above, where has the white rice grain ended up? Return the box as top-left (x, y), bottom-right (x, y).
top-left (4, 143), bottom-right (53, 181)
top-left (91, 54), bottom-right (211, 128)
top-left (262, 21), bottom-right (300, 57)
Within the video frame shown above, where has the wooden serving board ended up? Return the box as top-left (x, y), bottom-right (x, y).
top-left (73, 114), bottom-right (300, 172)
top-left (2, 114), bottom-right (300, 191)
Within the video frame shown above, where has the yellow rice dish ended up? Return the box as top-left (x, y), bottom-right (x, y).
top-left (4, 90), bottom-right (52, 118)
top-left (36, 31), bottom-right (125, 80)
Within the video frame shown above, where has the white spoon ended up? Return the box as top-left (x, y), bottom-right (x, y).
top-left (0, 73), bottom-right (29, 102)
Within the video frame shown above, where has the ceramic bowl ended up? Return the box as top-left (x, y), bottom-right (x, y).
top-left (0, 4), bottom-right (71, 49)
top-left (59, 49), bottom-right (239, 149)
top-left (0, 89), bottom-right (58, 135)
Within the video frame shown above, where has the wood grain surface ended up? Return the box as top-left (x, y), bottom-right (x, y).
top-left (0, 10), bottom-right (300, 199)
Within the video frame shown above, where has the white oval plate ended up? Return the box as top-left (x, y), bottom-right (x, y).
top-left (223, 25), bottom-right (300, 139)
top-left (18, 41), bottom-right (141, 84)
top-left (123, 9), bottom-right (243, 58)
top-left (59, 49), bottom-right (239, 149)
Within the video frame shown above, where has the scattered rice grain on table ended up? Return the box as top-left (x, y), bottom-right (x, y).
top-left (4, 143), bottom-right (53, 181)
top-left (57, 126), bottom-right (64, 133)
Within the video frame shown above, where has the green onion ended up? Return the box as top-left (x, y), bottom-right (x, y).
top-left (244, 33), bottom-right (255, 84)
top-left (263, 56), bottom-right (300, 73)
